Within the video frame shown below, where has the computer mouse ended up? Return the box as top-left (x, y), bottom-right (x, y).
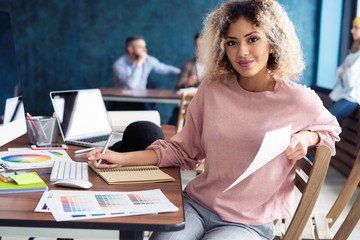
top-left (53, 179), bottom-right (93, 189)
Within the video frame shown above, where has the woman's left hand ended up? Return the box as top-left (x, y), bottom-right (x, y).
top-left (284, 131), bottom-right (319, 161)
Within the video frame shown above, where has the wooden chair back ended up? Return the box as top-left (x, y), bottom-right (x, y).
top-left (307, 150), bottom-right (360, 240)
top-left (332, 189), bottom-right (360, 240)
top-left (274, 145), bottom-right (332, 240)
top-left (306, 87), bottom-right (360, 239)
top-left (327, 149), bottom-right (360, 228)
top-left (176, 92), bottom-right (196, 133)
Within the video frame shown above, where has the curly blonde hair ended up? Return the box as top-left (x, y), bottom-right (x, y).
top-left (198, 0), bottom-right (305, 82)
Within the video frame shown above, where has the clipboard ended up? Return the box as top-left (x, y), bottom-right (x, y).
top-left (89, 164), bottom-right (175, 184)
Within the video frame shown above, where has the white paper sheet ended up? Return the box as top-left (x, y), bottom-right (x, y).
top-left (224, 124), bottom-right (292, 192)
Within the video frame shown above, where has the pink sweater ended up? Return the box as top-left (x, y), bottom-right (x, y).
top-left (148, 78), bottom-right (341, 225)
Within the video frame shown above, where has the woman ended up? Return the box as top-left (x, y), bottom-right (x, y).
top-left (329, 16), bottom-right (360, 123)
top-left (88, 0), bottom-right (341, 239)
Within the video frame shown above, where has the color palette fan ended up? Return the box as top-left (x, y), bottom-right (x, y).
top-left (2, 154), bottom-right (51, 163)
top-left (0, 150), bottom-right (70, 170)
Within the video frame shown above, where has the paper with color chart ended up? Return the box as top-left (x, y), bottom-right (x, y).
top-left (224, 124), bottom-right (292, 192)
top-left (37, 189), bottom-right (179, 221)
top-left (0, 149), bottom-right (72, 170)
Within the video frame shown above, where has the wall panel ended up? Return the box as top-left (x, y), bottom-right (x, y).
top-left (0, 0), bottom-right (320, 123)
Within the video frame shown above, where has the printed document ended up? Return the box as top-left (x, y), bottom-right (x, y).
top-left (35, 189), bottom-right (178, 221)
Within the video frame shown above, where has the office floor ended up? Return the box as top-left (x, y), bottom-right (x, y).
top-left (0, 166), bottom-right (359, 240)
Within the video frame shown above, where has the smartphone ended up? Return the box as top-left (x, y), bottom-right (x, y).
top-left (31, 144), bottom-right (68, 150)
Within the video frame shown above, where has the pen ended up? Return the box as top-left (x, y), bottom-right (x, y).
top-left (26, 112), bottom-right (39, 139)
top-left (74, 147), bottom-right (96, 154)
top-left (97, 130), bottom-right (114, 167)
top-left (27, 113), bottom-right (47, 143)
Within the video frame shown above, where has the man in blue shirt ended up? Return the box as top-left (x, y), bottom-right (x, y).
top-left (112, 36), bottom-right (180, 90)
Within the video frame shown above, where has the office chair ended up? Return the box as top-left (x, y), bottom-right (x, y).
top-left (161, 91), bottom-right (196, 140)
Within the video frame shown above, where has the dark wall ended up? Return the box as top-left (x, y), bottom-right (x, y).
top-left (0, 0), bottom-right (320, 123)
top-left (0, 10), bottom-right (19, 117)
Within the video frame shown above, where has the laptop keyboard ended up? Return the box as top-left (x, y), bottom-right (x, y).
top-left (78, 135), bottom-right (108, 143)
top-left (67, 132), bottom-right (123, 147)
top-left (50, 160), bottom-right (89, 182)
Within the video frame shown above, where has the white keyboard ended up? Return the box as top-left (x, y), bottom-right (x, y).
top-left (50, 160), bottom-right (89, 182)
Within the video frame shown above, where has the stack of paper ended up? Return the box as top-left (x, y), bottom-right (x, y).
top-left (35, 189), bottom-right (178, 221)
top-left (0, 172), bottom-right (48, 194)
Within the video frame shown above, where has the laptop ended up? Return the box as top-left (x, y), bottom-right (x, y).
top-left (3, 96), bottom-right (24, 124)
top-left (49, 89), bottom-right (122, 147)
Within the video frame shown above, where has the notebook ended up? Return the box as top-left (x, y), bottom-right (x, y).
top-left (89, 164), bottom-right (175, 184)
top-left (49, 89), bottom-right (122, 147)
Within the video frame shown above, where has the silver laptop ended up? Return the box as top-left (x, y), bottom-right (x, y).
top-left (49, 89), bottom-right (122, 147)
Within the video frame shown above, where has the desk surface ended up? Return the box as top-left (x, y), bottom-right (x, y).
top-left (0, 135), bottom-right (185, 239)
top-left (101, 88), bottom-right (181, 104)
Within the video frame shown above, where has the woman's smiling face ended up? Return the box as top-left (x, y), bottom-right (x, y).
top-left (224, 17), bottom-right (271, 80)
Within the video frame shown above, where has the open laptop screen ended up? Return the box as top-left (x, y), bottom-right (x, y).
top-left (3, 96), bottom-right (24, 124)
top-left (50, 89), bottom-right (112, 141)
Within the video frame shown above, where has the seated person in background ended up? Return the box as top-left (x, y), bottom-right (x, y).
top-left (175, 33), bottom-right (205, 89)
top-left (89, 1), bottom-right (341, 239)
top-left (112, 35), bottom-right (180, 90)
top-left (168, 33), bottom-right (205, 125)
top-left (328, 16), bottom-right (360, 123)
top-left (110, 36), bottom-right (180, 110)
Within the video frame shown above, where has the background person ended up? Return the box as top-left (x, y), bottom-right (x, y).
top-left (110, 36), bottom-right (180, 110)
top-left (168, 33), bottom-right (205, 125)
top-left (89, 1), bottom-right (341, 239)
top-left (175, 33), bottom-right (205, 89)
top-left (328, 16), bottom-right (360, 123)
top-left (112, 35), bottom-right (180, 90)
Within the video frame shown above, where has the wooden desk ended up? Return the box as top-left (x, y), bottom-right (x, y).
top-left (0, 135), bottom-right (185, 240)
top-left (101, 88), bottom-right (181, 104)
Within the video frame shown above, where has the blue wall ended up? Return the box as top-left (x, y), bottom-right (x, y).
top-left (0, 0), bottom-right (321, 123)
top-left (279, 0), bottom-right (321, 88)
top-left (317, 0), bottom-right (343, 89)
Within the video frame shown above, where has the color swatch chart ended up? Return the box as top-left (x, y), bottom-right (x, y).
top-left (95, 194), bottom-right (129, 211)
top-left (127, 192), bottom-right (161, 205)
top-left (38, 189), bottom-right (179, 221)
top-left (61, 195), bottom-right (96, 212)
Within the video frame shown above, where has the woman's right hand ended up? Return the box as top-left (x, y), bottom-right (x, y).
top-left (87, 147), bottom-right (122, 168)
